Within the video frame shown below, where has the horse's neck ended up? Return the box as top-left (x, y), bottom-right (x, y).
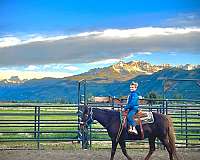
top-left (93, 108), bottom-right (110, 128)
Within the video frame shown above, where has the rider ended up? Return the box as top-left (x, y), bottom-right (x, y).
top-left (123, 81), bottom-right (140, 134)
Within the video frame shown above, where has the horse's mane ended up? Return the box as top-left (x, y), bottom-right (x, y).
top-left (94, 108), bottom-right (119, 116)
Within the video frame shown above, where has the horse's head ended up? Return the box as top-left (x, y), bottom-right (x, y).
top-left (80, 106), bottom-right (94, 128)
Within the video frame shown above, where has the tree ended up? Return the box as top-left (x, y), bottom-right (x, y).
top-left (147, 91), bottom-right (158, 105)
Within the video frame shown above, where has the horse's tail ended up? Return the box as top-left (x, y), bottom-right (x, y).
top-left (166, 115), bottom-right (179, 160)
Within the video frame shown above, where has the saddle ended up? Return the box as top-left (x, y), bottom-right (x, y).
top-left (133, 110), bottom-right (154, 124)
top-left (116, 109), bottom-right (154, 142)
top-left (122, 110), bottom-right (154, 126)
top-left (121, 110), bottom-right (154, 138)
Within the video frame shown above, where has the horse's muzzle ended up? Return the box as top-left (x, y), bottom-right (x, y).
top-left (79, 121), bottom-right (85, 129)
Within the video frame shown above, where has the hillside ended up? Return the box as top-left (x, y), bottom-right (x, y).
top-left (0, 68), bottom-right (199, 102)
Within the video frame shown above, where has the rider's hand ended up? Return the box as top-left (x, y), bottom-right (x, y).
top-left (138, 96), bottom-right (143, 99)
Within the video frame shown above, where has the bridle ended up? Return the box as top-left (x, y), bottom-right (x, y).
top-left (83, 107), bottom-right (94, 127)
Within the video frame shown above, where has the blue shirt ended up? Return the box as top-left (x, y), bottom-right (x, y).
top-left (124, 91), bottom-right (139, 110)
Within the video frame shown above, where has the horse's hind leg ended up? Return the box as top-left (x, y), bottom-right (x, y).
top-left (160, 138), bottom-right (173, 160)
top-left (110, 140), bottom-right (118, 160)
top-left (119, 140), bottom-right (132, 160)
top-left (144, 136), bottom-right (156, 160)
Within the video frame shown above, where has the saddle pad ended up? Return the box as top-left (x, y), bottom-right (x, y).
top-left (134, 112), bottom-right (154, 124)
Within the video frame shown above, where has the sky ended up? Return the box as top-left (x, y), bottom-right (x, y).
top-left (0, 0), bottom-right (200, 80)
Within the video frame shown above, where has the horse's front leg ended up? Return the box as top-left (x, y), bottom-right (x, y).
top-left (110, 140), bottom-right (118, 160)
top-left (119, 140), bottom-right (132, 160)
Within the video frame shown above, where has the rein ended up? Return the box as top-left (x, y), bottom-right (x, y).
top-left (116, 111), bottom-right (125, 142)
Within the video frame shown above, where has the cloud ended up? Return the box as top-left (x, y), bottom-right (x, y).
top-left (0, 67), bottom-right (9, 70)
top-left (0, 27), bottom-right (200, 66)
top-left (168, 52), bottom-right (177, 56)
top-left (164, 13), bottom-right (200, 27)
top-left (25, 65), bottom-right (39, 71)
top-left (169, 53), bottom-right (177, 56)
top-left (42, 64), bottom-right (69, 70)
top-left (0, 37), bottom-right (21, 48)
top-left (136, 52), bottom-right (152, 55)
top-left (0, 31), bottom-right (101, 48)
top-left (43, 64), bottom-right (52, 69)
top-left (0, 70), bottom-right (72, 80)
top-left (0, 35), bottom-right (69, 48)
top-left (88, 59), bottom-right (120, 65)
top-left (64, 66), bottom-right (79, 71)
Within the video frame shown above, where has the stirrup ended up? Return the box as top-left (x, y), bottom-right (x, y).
top-left (132, 127), bottom-right (138, 135)
top-left (128, 128), bottom-right (133, 132)
top-left (128, 126), bottom-right (138, 135)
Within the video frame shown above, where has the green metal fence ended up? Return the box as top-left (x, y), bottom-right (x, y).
top-left (0, 103), bottom-right (81, 149)
top-left (0, 99), bottom-right (200, 150)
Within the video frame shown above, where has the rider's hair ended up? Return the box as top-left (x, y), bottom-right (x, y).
top-left (130, 81), bottom-right (138, 87)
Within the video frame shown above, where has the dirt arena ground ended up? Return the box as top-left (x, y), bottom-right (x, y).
top-left (0, 149), bottom-right (200, 160)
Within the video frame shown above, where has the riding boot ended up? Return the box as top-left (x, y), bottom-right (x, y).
top-left (128, 126), bottom-right (133, 133)
top-left (132, 126), bottom-right (138, 135)
top-left (128, 126), bottom-right (138, 135)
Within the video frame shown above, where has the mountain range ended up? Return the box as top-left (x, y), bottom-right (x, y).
top-left (63, 61), bottom-right (200, 83)
top-left (67, 61), bottom-right (172, 82)
top-left (0, 61), bottom-right (199, 103)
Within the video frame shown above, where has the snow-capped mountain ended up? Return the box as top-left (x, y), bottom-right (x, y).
top-left (67, 61), bottom-right (172, 82)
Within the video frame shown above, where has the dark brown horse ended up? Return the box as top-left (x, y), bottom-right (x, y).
top-left (81, 106), bottom-right (179, 160)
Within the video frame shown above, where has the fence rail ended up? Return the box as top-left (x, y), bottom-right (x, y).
top-left (0, 99), bottom-right (200, 150)
top-left (0, 104), bottom-right (81, 149)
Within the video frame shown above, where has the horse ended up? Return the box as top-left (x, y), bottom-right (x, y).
top-left (80, 106), bottom-right (179, 160)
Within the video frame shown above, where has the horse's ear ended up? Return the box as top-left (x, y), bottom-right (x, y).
top-left (83, 106), bottom-right (88, 114)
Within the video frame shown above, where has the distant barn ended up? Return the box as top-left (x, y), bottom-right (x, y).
top-left (94, 96), bottom-right (112, 103)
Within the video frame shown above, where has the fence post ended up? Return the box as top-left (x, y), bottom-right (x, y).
top-left (165, 99), bottom-right (168, 115)
top-left (181, 105), bottom-right (183, 136)
top-left (163, 100), bottom-right (166, 115)
top-left (37, 106), bottom-right (40, 150)
top-left (81, 106), bottom-right (89, 149)
top-left (83, 80), bottom-right (89, 149)
top-left (112, 97), bottom-right (114, 110)
top-left (77, 82), bottom-right (81, 143)
top-left (84, 81), bottom-right (87, 106)
top-left (160, 100), bottom-right (166, 150)
top-left (78, 80), bottom-right (89, 150)
top-left (185, 105), bottom-right (188, 148)
top-left (34, 106), bottom-right (37, 139)
top-left (89, 124), bottom-right (92, 149)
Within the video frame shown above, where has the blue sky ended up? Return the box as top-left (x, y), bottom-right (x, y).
top-left (0, 0), bottom-right (200, 79)
top-left (1, 0), bottom-right (200, 35)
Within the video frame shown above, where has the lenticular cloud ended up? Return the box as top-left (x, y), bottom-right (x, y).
top-left (0, 27), bottom-right (200, 66)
